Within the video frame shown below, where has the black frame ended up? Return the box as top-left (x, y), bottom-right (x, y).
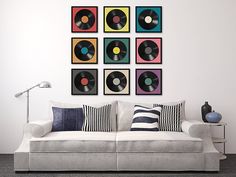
top-left (103, 37), bottom-right (130, 64)
top-left (71, 69), bottom-right (98, 95)
top-left (71, 37), bottom-right (98, 64)
top-left (71, 6), bottom-right (98, 33)
top-left (135, 37), bottom-right (162, 64)
top-left (135, 68), bottom-right (162, 95)
top-left (103, 68), bottom-right (130, 95)
top-left (103, 6), bottom-right (130, 33)
top-left (135, 6), bottom-right (162, 33)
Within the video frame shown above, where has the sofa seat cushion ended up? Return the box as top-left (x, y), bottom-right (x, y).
top-left (30, 131), bottom-right (116, 153)
top-left (116, 131), bottom-right (203, 153)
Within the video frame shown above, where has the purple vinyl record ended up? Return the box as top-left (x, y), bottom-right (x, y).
top-left (136, 69), bottom-right (162, 95)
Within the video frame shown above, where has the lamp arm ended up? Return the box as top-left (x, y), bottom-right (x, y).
top-left (15, 83), bottom-right (40, 97)
top-left (25, 83), bottom-right (40, 92)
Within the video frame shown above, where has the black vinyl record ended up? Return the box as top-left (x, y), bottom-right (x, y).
top-left (106, 71), bottom-right (127, 92)
top-left (74, 40), bottom-right (95, 61)
top-left (138, 9), bottom-right (158, 30)
top-left (74, 71), bottom-right (95, 92)
top-left (75, 9), bottom-right (95, 30)
top-left (106, 9), bottom-right (127, 30)
top-left (138, 71), bottom-right (159, 92)
top-left (106, 40), bottom-right (127, 61)
top-left (138, 40), bottom-right (159, 61)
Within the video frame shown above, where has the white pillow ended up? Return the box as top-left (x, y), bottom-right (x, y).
top-left (49, 100), bottom-right (117, 131)
top-left (130, 105), bottom-right (162, 131)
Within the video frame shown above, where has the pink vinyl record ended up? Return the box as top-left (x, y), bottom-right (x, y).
top-left (136, 38), bottom-right (162, 64)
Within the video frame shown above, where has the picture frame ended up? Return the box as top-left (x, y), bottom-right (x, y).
top-left (104, 69), bottom-right (130, 95)
top-left (136, 6), bottom-right (162, 33)
top-left (71, 69), bottom-right (98, 95)
top-left (136, 37), bottom-right (162, 64)
top-left (104, 37), bottom-right (130, 64)
top-left (71, 6), bottom-right (98, 33)
top-left (104, 6), bottom-right (130, 33)
top-left (136, 69), bottom-right (162, 95)
top-left (71, 38), bottom-right (98, 64)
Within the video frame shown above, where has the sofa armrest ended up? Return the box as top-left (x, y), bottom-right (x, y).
top-left (182, 120), bottom-right (210, 139)
top-left (24, 120), bottom-right (52, 138)
top-left (182, 120), bottom-right (218, 153)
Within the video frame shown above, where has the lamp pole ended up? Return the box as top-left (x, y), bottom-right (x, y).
top-left (15, 81), bottom-right (51, 123)
top-left (27, 90), bottom-right (29, 123)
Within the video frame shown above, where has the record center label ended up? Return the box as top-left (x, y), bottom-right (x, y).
top-left (145, 78), bottom-right (153, 85)
top-left (145, 16), bottom-right (153, 24)
top-left (145, 47), bottom-right (153, 54)
top-left (81, 78), bottom-right (89, 86)
top-left (113, 16), bottom-right (121, 23)
top-left (81, 16), bottom-right (89, 23)
top-left (113, 47), bottom-right (120, 54)
top-left (113, 78), bottom-right (121, 85)
top-left (81, 47), bottom-right (88, 55)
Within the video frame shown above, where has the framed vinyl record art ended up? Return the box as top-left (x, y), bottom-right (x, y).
top-left (104, 69), bottom-right (130, 95)
top-left (71, 6), bottom-right (98, 33)
top-left (71, 38), bottom-right (98, 64)
top-left (71, 69), bottom-right (98, 95)
top-left (136, 69), bottom-right (162, 95)
top-left (136, 37), bottom-right (162, 64)
top-left (104, 6), bottom-right (130, 33)
top-left (104, 38), bottom-right (130, 64)
top-left (136, 6), bottom-right (162, 33)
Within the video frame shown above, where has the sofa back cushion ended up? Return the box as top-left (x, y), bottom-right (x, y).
top-left (130, 105), bottom-right (162, 131)
top-left (82, 104), bottom-right (112, 132)
top-left (49, 101), bottom-right (117, 131)
top-left (153, 101), bottom-right (185, 132)
top-left (117, 100), bottom-right (185, 131)
top-left (117, 101), bottom-right (152, 131)
top-left (52, 107), bottom-right (84, 131)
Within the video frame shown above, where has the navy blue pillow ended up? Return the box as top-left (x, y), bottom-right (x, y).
top-left (52, 107), bottom-right (84, 131)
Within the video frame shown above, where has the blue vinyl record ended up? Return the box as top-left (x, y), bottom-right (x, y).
top-left (136, 6), bottom-right (162, 33)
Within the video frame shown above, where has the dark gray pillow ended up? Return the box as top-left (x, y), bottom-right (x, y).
top-left (52, 107), bottom-right (84, 131)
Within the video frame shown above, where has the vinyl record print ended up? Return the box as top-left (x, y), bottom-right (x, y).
top-left (72, 69), bottom-right (98, 95)
top-left (104, 38), bottom-right (130, 64)
top-left (136, 38), bottom-right (162, 64)
top-left (136, 69), bottom-right (162, 95)
top-left (104, 6), bottom-right (130, 33)
top-left (136, 6), bottom-right (162, 33)
top-left (72, 38), bottom-right (97, 64)
top-left (72, 6), bottom-right (98, 33)
top-left (104, 69), bottom-right (130, 95)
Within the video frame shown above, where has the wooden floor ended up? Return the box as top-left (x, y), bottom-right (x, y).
top-left (1, 154), bottom-right (236, 177)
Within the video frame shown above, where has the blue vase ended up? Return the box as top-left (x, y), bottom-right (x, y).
top-left (206, 111), bottom-right (222, 123)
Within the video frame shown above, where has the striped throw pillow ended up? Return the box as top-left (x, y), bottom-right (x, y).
top-left (82, 104), bottom-right (112, 132)
top-left (153, 102), bottom-right (185, 132)
top-left (130, 105), bottom-right (162, 131)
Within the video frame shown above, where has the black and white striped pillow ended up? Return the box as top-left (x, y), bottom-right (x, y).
top-left (82, 104), bottom-right (112, 132)
top-left (153, 102), bottom-right (185, 132)
top-left (130, 105), bottom-right (162, 131)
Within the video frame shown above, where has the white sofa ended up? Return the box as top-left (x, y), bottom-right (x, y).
top-left (14, 101), bottom-right (220, 171)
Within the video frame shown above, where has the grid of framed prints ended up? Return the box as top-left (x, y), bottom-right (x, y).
top-left (70, 6), bottom-right (163, 96)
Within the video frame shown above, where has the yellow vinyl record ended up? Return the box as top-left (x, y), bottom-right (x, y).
top-left (104, 6), bottom-right (130, 33)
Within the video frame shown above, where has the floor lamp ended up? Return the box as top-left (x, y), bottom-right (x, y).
top-left (15, 81), bottom-right (51, 123)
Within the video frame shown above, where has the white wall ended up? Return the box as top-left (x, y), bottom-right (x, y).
top-left (0, 0), bottom-right (236, 153)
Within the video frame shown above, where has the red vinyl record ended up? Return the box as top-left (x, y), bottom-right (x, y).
top-left (72, 7), bottom-right (98, 33)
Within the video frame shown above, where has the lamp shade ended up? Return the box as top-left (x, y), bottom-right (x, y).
top-left (39, 81), bottom-right (51, 88)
